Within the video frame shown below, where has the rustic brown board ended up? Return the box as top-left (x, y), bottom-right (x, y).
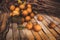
top-left (51, 16), bottom-right (60, 31)
top-left (18, 30), bottom-right (27, 40)
top-left (50, 16), bottom-right (60, 23)
top-left (6, 14), bottom-right (60, 40)
top-left (12, 23), bottom-right (19, 40)
top-left (43, 20), bottom-right (59, 37)
top-left (39, 30), bottom-right (50, 40)
top-left (44, 15), bottom-right (59, 25)
top-left (0, 14), bottom-right (1, 21)
top-left (30, 17), bottom-right (42, 40)
top-left (34, 16), bottom-right (56, 40)
top-left (6, 29), bottom-right (13, 40)
top-left (50, 16), bottom-right (60, 28)
top-left (33, 18), bottom-right (49, 40)
top-left (54, 27), bottom-right (60, 34)
top-left (31, 30), bottom-right (42, 40)
top-left (19, 22), bottom-right (34, 40)
top-left (44, 15), bottom-right (60, 34)
top-left (1, 13), bottom-right (8, 32)
top-left (23, 29), bottom-right (34, 40)
top-left (0, 14), bottom-right (4, 22)
top-left (41, 16), bottom-right (59, 38)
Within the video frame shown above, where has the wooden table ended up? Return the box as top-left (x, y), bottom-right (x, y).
top-left (6, 14), bottom-right (60, 40)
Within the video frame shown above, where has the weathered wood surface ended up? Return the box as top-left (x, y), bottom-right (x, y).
top-left (0, 0), bottom-right (60, 40)
top-left (0, 13), bottom-right (8, 33)
top-left (0, 13), bottom-right (9, 40)
top-left (6, 14), bottom-right (60, 40)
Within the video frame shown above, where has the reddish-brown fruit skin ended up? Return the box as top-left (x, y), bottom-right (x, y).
top-left (27, 8), bottom-right (32, 13)
top-left (22, 10), bottom-right (28, 16)
top-left (49, 22), bottom-right (56, 28)
top-left (19, 4), bottom-right (25, 9)
top-left (10, 12), bottom-right (13, 16)
top-left (26, 22), bottom-right (33, 30)
top-left (30, 13), bottom-right (35, 18)
top-left (10, 5), bottom-right (15, 11)
top-left (13, 10), bottom-right (20, 16)
top-left (27, 4), bottom-right (32, 8)
top-left (37, 15), bottom-right (43, 21)
top-left (15, 7), bottom-right (20, 11)
top-left (25, 16), bottom-right (31, 21)
top-left (33, 24), bottom-right (42, 32)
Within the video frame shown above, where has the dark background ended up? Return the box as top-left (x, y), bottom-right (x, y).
top-left (0, 0), bottom-right (60, 18)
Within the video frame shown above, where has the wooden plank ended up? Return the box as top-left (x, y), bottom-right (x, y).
top-left (30, 18), bottom-right (42, 40)
top-left (22, 29), bottom-right (30, 40)
top-left (31, 30), bottom-right (42, 40)
top-left (6, 29), bottom-right (13, 40)
top-left (0, 14), bottom-right (1, 21)
top-left (12, 23), bottom-right (19, 40)
top-left (39, 30), bottom-right (50, 40)
top-left (34, 16), bottom-right (56, 40)
top-left (54, 27), bottom-right (60, 34)
top-left (18, 23), bottom-right (30, 40)
top-left (50, 16), bottom-right (60, 23)
top-left (39, 14), bottom-right (59, 37)
top-left (7, 23), bottom-right (26, 40)
top-left (42, 15), bottom-right (60, 28)
top-left (44, 15), bottom-right (59, 25)
top-left (18, 30), bottom-right (27, 40)
top-left (43, 20), bottom-right (59, 37)
top-left (32, 18), bottom-right (49, 40)
top-left (1, 13), bottom-right (8, 32)
top-left (44, 15), bottom-right (60, 34)
top-left (50, 16), bottom-right (60, 28)
top-left (0, 14), bottom-right (4, 22)
top-left (21, 22), bottom-right (34, 40)
top-left (41, 15), bottom-right (59, 38)
top-left (23, 29), bottom-right (34, 40)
